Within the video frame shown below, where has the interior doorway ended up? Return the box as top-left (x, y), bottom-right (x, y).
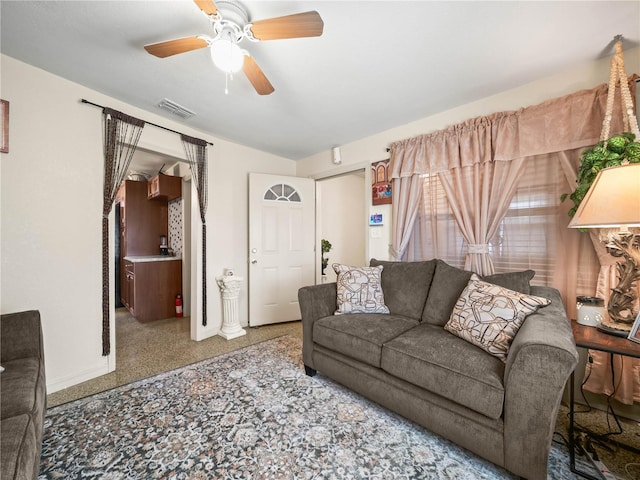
top-left (112, 148), bottom-right (193, 359)
top-left (316, 169), bottom-right (367, 284)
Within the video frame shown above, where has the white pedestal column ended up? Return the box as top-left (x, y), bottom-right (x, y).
top-left (216, 275), bottom-right (247, 340)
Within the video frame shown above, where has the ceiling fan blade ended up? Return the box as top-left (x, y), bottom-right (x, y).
top-left (242, 56), bottom-right (275, 95)
top-left (249, 11), bottom-right (324, 41)
top-left (193, 0), bottom-right (218, 16)
top-left (144, 36), bottom-right (209, 58)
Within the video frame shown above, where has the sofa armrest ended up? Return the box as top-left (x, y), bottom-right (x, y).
top-left (298, 283), bottom-right (337, 368)
top-left (503, 286), bottom-right (578, 479)
top-left (0, 310), bottom-right (44, 363)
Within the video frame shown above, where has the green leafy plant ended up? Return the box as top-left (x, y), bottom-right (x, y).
top-left (321, 239), bottom-right (332, 274)
top-left (562, 132), bottom-right (640, 218)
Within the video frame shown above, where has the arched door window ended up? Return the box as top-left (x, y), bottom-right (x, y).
top-left (263, 183), bottom-right (302, 202)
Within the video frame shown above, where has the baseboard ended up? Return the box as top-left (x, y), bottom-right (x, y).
top-left (46, 362), bottom-right (112, 394)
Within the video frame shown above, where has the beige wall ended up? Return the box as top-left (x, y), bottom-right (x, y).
top-left (297, 46), bottom-right (640, 260)
top-left (0, 55), bottom-right (295, 392)
top-left (317, 172), bottom-right (367, 283)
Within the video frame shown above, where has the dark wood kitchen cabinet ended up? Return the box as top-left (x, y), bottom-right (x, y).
top-left (116, 180), bottom-right (168, 257)
top-left (123, 259), bottom-right (182, 322)
top-left (117, 180), bottom-right (170, 313)
top-left (148, 173), bottom-right (181, 202)
top-left (122, 260), bottom-right (135, 313)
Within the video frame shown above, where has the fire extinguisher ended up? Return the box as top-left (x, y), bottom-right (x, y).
top-left (175, 294), bottom-right (183, 318)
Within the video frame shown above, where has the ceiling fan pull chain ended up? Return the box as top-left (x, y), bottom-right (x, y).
top-left (225, 71), bottom-right (229, 95)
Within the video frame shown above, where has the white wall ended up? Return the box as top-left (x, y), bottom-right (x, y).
top-left (0, 55), bottom-right (295, 392)
top-left (317, 172), bottom-right (366, 283)
top-left (297, 46), bottom-right (640, 260)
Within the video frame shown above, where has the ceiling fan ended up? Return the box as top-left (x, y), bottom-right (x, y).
top-left (144, 0), bottom-right (324, 95)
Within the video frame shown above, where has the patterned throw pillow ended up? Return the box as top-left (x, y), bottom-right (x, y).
top-left (444, 274), bottom-right (550, 361)
top-left (333, 263), bottom-right (390, 315)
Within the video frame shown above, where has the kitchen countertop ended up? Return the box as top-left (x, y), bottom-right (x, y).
top-left (123, 255), bottom-right (181, 263)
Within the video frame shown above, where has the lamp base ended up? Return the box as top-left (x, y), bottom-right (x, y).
top-left (596, 321), bottom-right (632, 337)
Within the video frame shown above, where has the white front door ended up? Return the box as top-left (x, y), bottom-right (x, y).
top-left (249, 173), bottom-right (315, 326)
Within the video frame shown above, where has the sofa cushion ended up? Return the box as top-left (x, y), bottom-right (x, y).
top-left (369, 258), bottom-right (437, 321)
top-left (0, 358), bottom-right (43, 420)
top-left (333, 264), bottom-right (389, 314)
top-left (444, 274), bottom-right (551, 361)
top-left (483, 270), bottom-right (535, 295)
top-left (381, 324), bottom-right (506, 419)
top-left (1, 414), bottom-right (38, 480)
top-left (422, 260), bottom-right (473, 325)
top-left (422, 260), bottom-right (537, 326)
top-left (314, 314), bottom-right (419, 368)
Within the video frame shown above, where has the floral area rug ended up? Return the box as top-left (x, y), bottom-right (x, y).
top-left (41, 335), bottom-right (585, 479)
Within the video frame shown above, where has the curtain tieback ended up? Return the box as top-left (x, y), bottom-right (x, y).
top-left (468, 244), bottom-right (489, 254)
top-left (389, 245), bottom-right (403, 261)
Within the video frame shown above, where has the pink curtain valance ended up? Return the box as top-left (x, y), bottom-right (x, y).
top-left (389, 75), bottom-right (638, 179)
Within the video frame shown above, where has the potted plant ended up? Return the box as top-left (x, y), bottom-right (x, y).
top-left (321, 239), bottom-right (332, 275)
top-left (563, 132), bottom-right (640, 218)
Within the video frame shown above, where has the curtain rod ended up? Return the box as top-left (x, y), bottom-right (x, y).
top-left (81, 99), bottom-right (214, 146)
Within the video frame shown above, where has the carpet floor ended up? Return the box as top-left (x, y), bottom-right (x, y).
top-left (41, 335), bottom-right (608, 479)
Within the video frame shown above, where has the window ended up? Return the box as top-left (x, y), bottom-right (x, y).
top-left (263, 183), bottom-right (301, 202)
top-left (411, 155), bottom-right (598, 293)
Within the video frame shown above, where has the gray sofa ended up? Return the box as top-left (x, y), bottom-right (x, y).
top-left (299, 259), bottom-right (578, 480)
top-left (1, 310), bottom-right (47, 480)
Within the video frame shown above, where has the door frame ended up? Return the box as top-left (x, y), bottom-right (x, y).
top-left (312, 163), bottom-right (372, 284)
top-left (109, 151), bottom-right (196, 371)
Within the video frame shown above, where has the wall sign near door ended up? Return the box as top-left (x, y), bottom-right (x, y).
top-left (0, 100), bottom-right (9, 154)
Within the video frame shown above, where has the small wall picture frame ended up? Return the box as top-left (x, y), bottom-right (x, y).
top-left (0, 99), bottom-right (8, 154)
top-left (369, 213), bottom-right (383, 226)
top-left (628, 311), bottom-right (640, 344)
top-left (371, 159), bottom-right (392, 205)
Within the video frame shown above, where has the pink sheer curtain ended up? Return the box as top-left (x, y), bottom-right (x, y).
top-left (583, 231), bottom-right (640, 404)
top-left (405, 149), bottom-right (598, 320)
top-left (438, 159), bottom-right (526, 274)
top-left (390, 175), bottom-right (424, 261)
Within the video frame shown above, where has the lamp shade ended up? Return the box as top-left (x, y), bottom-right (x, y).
top-left (569, 163), bottom-right (640, 229)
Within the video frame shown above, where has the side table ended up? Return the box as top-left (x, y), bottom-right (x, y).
top-left (569, 320), bottom-right (640, 479)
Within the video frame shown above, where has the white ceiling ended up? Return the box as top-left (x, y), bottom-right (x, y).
top-left (1, 1), bottom-right (639, 161)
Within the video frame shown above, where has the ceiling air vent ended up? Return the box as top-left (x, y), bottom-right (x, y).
top-left (156, 98), bottom-right (196, 119)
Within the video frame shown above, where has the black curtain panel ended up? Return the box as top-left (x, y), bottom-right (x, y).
top-left (101, 108), bottom-right (144, 355)
top-left (181, 134), bottom-right (209, 326)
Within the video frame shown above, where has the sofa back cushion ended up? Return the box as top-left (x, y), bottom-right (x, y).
top-left (422, 260), bottom-right (473, 325)
top-left (483, 270), bottom-right (534, 295)
top-left (422, 260), bottom-right (535, 325)
top-left (370, 259), bottom-right (437, 321)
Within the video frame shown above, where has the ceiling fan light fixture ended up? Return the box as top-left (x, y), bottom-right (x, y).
top-left (210, 34), bottom-right (244, 73)
top-left (144, 0), bottom-right (324, 95)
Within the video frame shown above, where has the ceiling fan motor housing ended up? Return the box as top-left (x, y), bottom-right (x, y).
top-left (210, 1), bottom-right (252, 43)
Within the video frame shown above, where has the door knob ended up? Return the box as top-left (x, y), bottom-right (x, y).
top-left (251, 259), bottom-right (258, 264)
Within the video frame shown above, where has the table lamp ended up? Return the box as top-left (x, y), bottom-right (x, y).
top-left (569, 163), bottom-right (640, 335)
